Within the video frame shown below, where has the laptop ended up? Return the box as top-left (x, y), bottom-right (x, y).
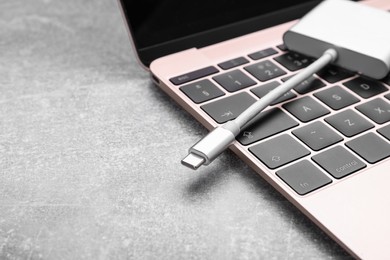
top-left (117, 0), bottom-right (390, 259)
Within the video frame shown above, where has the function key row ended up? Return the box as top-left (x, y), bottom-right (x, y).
top-left (218, 57), bottom-right (249, 70)
top-left (170, 46), bottom-right (285, 87)
top-left (218, 47), bottom-right (279, 70)
top-left (170, 44), bottom-right (390, 90)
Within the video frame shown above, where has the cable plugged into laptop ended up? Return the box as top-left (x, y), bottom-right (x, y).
top-left (182, 0), bottom-right (390, 170)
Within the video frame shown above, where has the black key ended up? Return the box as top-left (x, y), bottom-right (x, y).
top-left (213, 69), bottom-right (256, 92)
top-left (316, 65), bottom-right (354, 83)
top-left (248, 47), bottom-right (278, 60)
top-left (218, 57), bottom-right (249, 70)
top-left (201, 92), bottom-right (256, 124)
top-left (356, 98), bottom-right (390, 124)
top-left (281, 75), bottom-right (325, 94)
top-left (180, 79), bottom-right (225, 104)
top-left (325, 109), bottom-right (374, 137)
top-left (314, 85), bottom-right (359, 110)
top-left (250, 81), bottom-right (296, 105)
top-left (312, 146), bottom-right (366, 179)
top-left (237, 108), bottom-right (298, 145)
top-left (170, 66), bottom-right (219, 85)
top-left (276, 160), bottom-right (332, 195)
top-left (283, 96), bottom-right (330, 122)
top-left (346, 132), bottom-right (390, 163)
top-left (249, 134), bottom-right (310, 169)
top-left (274, 52), bottom-right (314, 71)
top-left (343, 77), bottom-right (387, 99)
top-left (378, 124), bottom-right (390, 140)
top-left (244, 60), bottom-right (286, 82)
top-left (292, 121), bottom-right (343, 151)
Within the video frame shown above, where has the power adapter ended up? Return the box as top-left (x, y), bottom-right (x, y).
top-left (182, 0), bottom-right (390, 170)
top-left (284, 0), bottom-right (390, 79)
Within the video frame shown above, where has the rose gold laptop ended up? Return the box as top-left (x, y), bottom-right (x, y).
top-left (118, 0), bottom-right (390, 258)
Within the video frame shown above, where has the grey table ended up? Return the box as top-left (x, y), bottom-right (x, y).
top-left (0, 1), bottom-right (352, 259)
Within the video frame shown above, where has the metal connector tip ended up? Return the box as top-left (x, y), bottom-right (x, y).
top-left (181, 153), bottom-right (205, 170)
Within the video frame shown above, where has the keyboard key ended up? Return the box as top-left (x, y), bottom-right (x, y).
top-left (377, 124), bottom-right (390, 140)
top-left (201, 92), bottom-right (256, 124)
top-left (314, 85), bottom-right (359, 110)
top-left (281, 75), bottom-right (325, 94)
top-left (170, 66), bottom-right (219, 85)
top-left (325, 109), bottom-right (374, 137)
top-left (316, 65), bottom-right (354, 83)
top-left (213, 69), bottom-right (256, 92)
top-left (346, 132), bottom-right (390, 163)
top-left (292, 121), bottom-right (343, 151)
top-left (248, 47), bottom-right (278, 60)
top-left (180, 79), bottom-right (225, 104)
top-left (343, 77), bottom-right (387, 98)
top-left (249, 134), bottom-right (310, 169)
top-left (283, 96), bottom-right (330, 122)
top-left (218, 57), bottom-right (249, 70)
top-left (244, 60), bottom-right (286, 82)
top-left (356, 98), bottom-right (390, 124)
top-left (237, 108), bottom-right (298, 145)
top-left (312, 146), bottom-right (366, 179)
top-left (274, 52), bottom-right (314, 71)
top-left (250, 81), bottom-right (296, 105)
top-left (276, 160), bottom-right (332, 195)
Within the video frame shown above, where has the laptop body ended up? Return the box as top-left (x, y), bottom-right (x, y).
top-left (117, 0), bottom-right (390, 259)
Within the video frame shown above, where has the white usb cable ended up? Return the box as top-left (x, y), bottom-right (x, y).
top-left (181, 48), bottom-right (338, 170)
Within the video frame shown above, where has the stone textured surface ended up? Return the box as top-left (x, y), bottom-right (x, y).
top-left (0, 0), bottom-right (353, 259)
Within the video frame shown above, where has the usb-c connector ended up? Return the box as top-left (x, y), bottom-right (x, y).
top-left (181, 121), bottom-right (240, 169)
top-left (181, 153), bottom-right (205, 170)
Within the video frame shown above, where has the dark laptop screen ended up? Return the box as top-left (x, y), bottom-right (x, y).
top-left (118, 0), bottom-right (355, 67)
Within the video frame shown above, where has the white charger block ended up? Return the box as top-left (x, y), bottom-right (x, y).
top-left (283, 0), bottom-right (390, 79)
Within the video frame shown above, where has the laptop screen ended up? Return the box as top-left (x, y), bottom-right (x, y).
top-left (119, 0), bottom-right (355, 67)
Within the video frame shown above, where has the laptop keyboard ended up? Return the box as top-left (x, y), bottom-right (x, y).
top-left (170, 44), bottom-right (390, 195)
